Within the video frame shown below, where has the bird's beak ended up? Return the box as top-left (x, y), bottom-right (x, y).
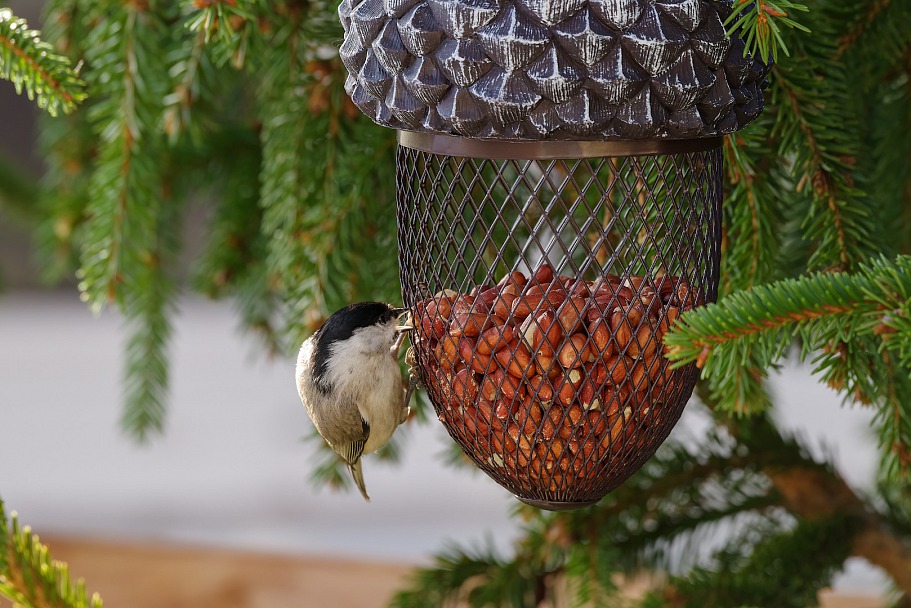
top-left (393, 308), bottom-right (413, 332)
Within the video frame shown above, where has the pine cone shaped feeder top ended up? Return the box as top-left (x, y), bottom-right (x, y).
top-left (339, 0), bottom-right (767, 509)
top-left (340, 0), bottom-right (769, 140)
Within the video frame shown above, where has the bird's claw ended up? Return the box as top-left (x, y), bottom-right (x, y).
top-left (400, 346), bottom-right (425, 424)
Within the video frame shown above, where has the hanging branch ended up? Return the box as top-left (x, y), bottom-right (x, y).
top-left (77, 5), bottom-right (179, 440)
top-left (723, 0), bottom-right (810, 62)
top-left (665, 255), bottom-right (911, 476)
top-left (664, 256), bottom-right (910, 377)
top-left (720, 123), bottom-right (784, 294)
top-left (0, 8), bottom-right (85, 116)
top-left (256, 13), bottom-right (330, 347)
top-left (184, 0), bottom-right (263, 69)
top-left (0, 499), bottom-right (104, 608)
top-left (768, 6), bottom-right (879, 273)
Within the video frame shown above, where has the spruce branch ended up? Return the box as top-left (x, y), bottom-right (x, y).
top-left (42, 0), bottom-right (86, 61)
top-left (660, 516), bottom-right (858, 608)
top-left (835, 0), bottom-right (895, 61)
top-left (0, 8), bottom-right (85, 116)
top-left (390, 412), bottom-right (880, 607)
top-left (768, 8), bottom-right (879, 273)
top-left (78, 5), bottom-right (170, 312)
top-left (665, 255), bottom-right (910, 374)
top-left (0, 499), bottom-right (103, 608)
top-left (723, 0), bottom-right (809, 62)
top-left (74, 5), bottom-right (181, 439)
top-left (666, 255), bottom-right (911, 475)
top-left (184, 0), bottom-right (265, 70)
top-left (866, 71), bottom-right (911, 257)
top-left (720, 123), bottom-right (784, 294)
top-left (390, 543), bottom-right (534, 608)
top-left (162, 26), bottom-right (208, 142)
top-left (256, 17), bottom-right (329, 348)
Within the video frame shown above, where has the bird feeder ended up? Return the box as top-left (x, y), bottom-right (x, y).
top-left (339, 0), bottom-right (768, 509)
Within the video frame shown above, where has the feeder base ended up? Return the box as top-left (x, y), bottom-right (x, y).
top-left (517, 497), bottom-right (600, 512)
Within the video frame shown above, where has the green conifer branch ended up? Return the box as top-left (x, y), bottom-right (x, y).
top-left (42, 0), bottom-right (86, 61)
top-left (189, 124), bottom-right (282, 354)
top-left (835, 0), bottom-right (890, 59)
top-left (256, 17), bottom-right (328, 348)
top-left (0, 8), bottom-right (85, 117)
top-left (865, 64), bottom-right (911, 257)
top-left (78, 6), bottom-right (168, 311)
top-left (723, 0), bottom-right (809, 62)
top-left (664, 256), bottom-right (910, 374)
top-left (162, 27), bottom-right (208, 143)
top-left (665, 256), bottom-right (911, 474)
top-left (390, 415), bottom-right (868, 606)
top-left (33, 112), bottom-right (95, 284)
top-left (184, 0), bottom-right (265, 70)
top-left (121, 261), bottom-right (175, 440)
top-left (0, 499), bottom-right (103, 608)
top-left (659, 516), bottom-right (858, 608)
top-left (769, 9), bottom-right (879, 273)
top-left (34, 1), bottom-right (96, 283)
top-left (75, 5), bottom-right (179, 439)
top-left (840, 0), bottom-right (911, 90)
top-left (720, 124), bottom-right (783, 294)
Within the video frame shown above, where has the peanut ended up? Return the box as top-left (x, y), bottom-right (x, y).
top-left (558, 333), bottom-right (593, 368)
top-left (496, 340), bottom-right (533, 378)
top-left (533, 262), bottom-right (555, 285)
top-left (626, 323), bottom-right (656, 358)
top-left (452, 368), bottom-right (479, 403)
top-left (476, 323), bottom-right (515, 355)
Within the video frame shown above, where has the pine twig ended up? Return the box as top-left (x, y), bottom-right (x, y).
top-left (0, 499), bottom-right (104, 608)
top-left (0, 8), bottom-right (85, 116)
top-left (664, 256), bottom-right (909, 371)
top-left (724, 0), bottom-right (810, 62)
top-left (835, 0), bottom-right (891, 60)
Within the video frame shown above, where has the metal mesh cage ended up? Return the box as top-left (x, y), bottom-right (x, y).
top-left (397, 135), bottom-right (722, 509)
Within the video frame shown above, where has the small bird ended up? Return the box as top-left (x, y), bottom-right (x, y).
top-left (296, 302), bottom-right (413, 501)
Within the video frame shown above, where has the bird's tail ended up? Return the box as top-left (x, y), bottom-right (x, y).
top-left (347, 460), bottom-right (370, 502)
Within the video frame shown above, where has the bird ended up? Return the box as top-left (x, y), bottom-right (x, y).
top-left (295, 302), bottom-right (413, 501)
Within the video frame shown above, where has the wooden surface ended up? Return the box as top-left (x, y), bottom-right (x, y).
top-left (42, 536), bottom-right (883, 608)
top-left (43, 536), bottom-right (413, 608)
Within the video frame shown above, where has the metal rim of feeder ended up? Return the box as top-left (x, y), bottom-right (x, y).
top-left (398, 131), bottom-right (723, 159)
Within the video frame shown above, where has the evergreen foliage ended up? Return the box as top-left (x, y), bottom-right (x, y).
top-left (724, 0), bottom-right (809, 61)
top-left (0, 0), bottom-right (907, 605)
top-left (391, 412), bottom-right (891, 607)
top-left (0, 498), bottom-right (103, 608)
top-left (665, 255), bottom-right (911, 478)
top-left (0, 7), bottom-right (84, 116)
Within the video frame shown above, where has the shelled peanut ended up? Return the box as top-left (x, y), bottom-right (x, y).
top-left (412, 263), bottom-right (699, 492)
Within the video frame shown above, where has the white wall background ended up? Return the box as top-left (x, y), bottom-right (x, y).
top-left (0, 291), bottom-right (891, 595)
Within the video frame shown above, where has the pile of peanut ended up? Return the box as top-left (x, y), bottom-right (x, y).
top-left (413, 264), bottom-right (697, 492)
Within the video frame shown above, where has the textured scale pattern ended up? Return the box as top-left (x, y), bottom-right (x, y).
top-left (341, 0), bottom-right (769, 140)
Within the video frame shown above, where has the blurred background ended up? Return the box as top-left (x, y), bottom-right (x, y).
top-left (0, 2), bottom-right (894, 605)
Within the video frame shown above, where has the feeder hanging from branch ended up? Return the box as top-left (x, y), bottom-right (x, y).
top-left (339, 0), bottom-right (769, 510)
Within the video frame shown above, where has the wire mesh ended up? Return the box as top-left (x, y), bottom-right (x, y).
top-left (397, 144), bottom-right (722, 509)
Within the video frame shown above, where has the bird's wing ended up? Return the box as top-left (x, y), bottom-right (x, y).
top-left (337, 416), bottom-right (370, 465)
